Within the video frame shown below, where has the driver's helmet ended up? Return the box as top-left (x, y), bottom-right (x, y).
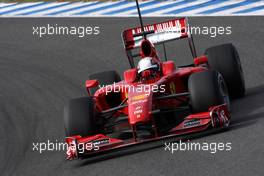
top-left (137, 57), bottom-right (160, 80)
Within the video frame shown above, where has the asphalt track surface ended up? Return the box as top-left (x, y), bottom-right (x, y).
top-left (0, 17), bottom-right (264, 176)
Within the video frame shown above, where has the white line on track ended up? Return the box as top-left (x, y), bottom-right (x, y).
top-left (215, 1), bottom-right (264, 15)
top-left (0, 3), bottom-right (17, 8)
top-left (91, 0), bottom-right (152, 15)
top-left (178, 0), bottom-right (245, 15)
top-left (117, 0), bottom-right (185, 16)
top-left (7, 2), bottom-right (70, 16)
top-left (55, 1), bottom-right (121, 16)
top-left (38, 2), bottom-right (93, 15)
top-left (0, 2), bottom-right (42, 14)
top-left (149, 0), bottom-right (211, 16)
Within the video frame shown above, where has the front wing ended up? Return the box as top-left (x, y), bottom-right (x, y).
top-left (65, 104), bottom-right (230, 160)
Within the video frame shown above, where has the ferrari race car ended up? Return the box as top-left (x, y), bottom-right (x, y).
top-left (64, 17), bottom-right (245, 160)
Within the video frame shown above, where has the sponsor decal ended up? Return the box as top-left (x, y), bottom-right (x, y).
top-left (92, 138), bottom-right (109, 146)
top-left (134, 106), bottom-right (143, 118)
top-left (124, 18), bottom-right (188, 49)
top-left (132, 19), bottom-right (182, 35)
top-left (131, 94), bottom-right (148, 101)
top-left (184, 119), bottom-right (201, 128)
top-left (131, 99), bottom-right (148, 105)
top-left (169, 82), bottom-right (176, 94)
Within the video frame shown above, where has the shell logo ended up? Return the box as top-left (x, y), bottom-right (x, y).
top-left (131, 94), bottom-right (148, 101)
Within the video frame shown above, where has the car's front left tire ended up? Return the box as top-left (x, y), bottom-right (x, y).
top-left (64, 97), bottom-right (96, 137)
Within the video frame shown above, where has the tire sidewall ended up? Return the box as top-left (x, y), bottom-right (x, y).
top-left (189, 70), bottom-right (229, 113)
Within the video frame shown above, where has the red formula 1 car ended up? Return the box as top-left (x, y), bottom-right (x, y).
top-left (64, 15), bottom-right (245, 160)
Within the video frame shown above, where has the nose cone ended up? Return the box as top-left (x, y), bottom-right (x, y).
top-left (128, 86), bottom-right (153, 125)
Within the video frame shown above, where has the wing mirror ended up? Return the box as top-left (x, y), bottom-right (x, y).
top-left (85, 80), bottom-right (99, 96)
top-left (194, 55), bottom-right (208, 66)
top-left (124, 68), bottom-right (137, 83)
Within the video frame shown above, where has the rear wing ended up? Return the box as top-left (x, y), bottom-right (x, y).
top-left (122, 18), bottom-right (190, 50)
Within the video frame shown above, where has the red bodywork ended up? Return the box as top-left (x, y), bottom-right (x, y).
top-left (65, 18), bottom-right (231, 160)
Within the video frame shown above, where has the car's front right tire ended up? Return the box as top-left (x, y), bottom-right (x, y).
top-left (89, 70), bottom-right (121, 95)
top-left (188, 70), bottom-right (230, 113)
top-left (205, 43), bottom-right (245, 98)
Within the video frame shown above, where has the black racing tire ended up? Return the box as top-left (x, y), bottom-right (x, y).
top-left (89, 70), bottom-right (121, 95)
top-left (205, 43), bottom-right (245, 98)
top-left (188, 70), bottom-right (230, 113)
top-left (64, 97), bottom-right (96, 137)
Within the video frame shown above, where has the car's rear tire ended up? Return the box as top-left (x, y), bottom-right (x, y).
top-left (188, 70), bottom-right (230, 113)
top-left (205, 43), bottom-right (245, 98)
top-left (64, 97), bottom-right (96, 137)
top-left (89, 70), bottom-right (121, 95)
